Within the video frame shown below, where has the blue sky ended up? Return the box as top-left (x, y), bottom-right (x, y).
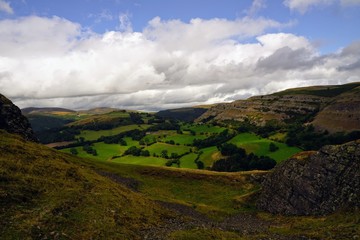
top-left (0, 0), bottom-right (360, 110)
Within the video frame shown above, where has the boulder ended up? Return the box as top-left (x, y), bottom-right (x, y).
top-left (257, 140), bottom-right (360, 215)
top-left (0, 94), bottom-right (38, 142)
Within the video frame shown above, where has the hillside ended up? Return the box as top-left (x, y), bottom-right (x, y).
top-left (21, 107), bottom-right (75, 115)
top-left (2, 130), bottom-right (360, 239)
top-left (0, 130), bottom-right (173, 239)
top-left (197, 82), bottom-right (360, 133)
top-left (156, 107), bottom-right (208, 122)
top-left (1, 92), bottom-right (360, 239)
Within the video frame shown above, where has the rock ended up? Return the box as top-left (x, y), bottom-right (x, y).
top-left (196, 82), bottom-right (360, 133)
top-left (0, 94), bottom-right (38, 142)
top-left (257, 141), bottom-right (360, 215)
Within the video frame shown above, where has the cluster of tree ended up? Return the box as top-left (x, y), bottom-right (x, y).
top-left (182, 129), bottom-right (196, 136)
top-left (234, 118), bottom-right (284, 138)
top-left (129, 112), bottom-right (144, 124)
top-left (99, 129), bottom-right (146, 144)
top-left (165, 159), bottom-right (180, 167)
top-left (193, 129), bottom-right (234, 149)
top-left (269, 142), bottom-right (279, 152)
top-left (286, 124), bottom-right (360, 150)
top-left (36, 127), bottom-right (80, 144)
top-left (211, 143), bottom-right (276, 172)
top-left (82, 144), bottom-right (97, 156)
top-left (75, 118), bottom-right (134, 131)
top-left (123, 146), bottom-right (150, 157)
top-left (139, 137), bottom-right (156, 146)
top-left (147, 120), bottom-right (180, 131)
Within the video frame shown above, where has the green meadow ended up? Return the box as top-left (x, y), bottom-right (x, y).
top-left (77, 124), bottom-right (150, 141)
top-left (228, 133), bottom-right (301, 162)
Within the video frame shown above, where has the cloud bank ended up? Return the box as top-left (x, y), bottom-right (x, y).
top-left (0, 15), bottom-right (359, 111)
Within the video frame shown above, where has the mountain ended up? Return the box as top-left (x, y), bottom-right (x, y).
top-left (257, 140), bottom-right (360, 215)
top-left (21, 107), bottom-right (75, 115)
top-left (156, 107), bottom-right (208, 122)
top-left (0, 94), bottom-right (38, 142)
top-left (197, 82), bottom-right (360, 133)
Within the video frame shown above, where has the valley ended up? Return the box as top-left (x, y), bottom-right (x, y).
top-left (1, 82), bottom-right (360, 239)
top-left (26, 108), bottom-right (302, 170)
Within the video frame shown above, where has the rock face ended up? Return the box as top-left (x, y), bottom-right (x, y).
top-left (257, 140), bottom-right (360, 215)
top-left (0, 94), bottom-right (38, 142)
top-left (196, 82), bottom-right (360, 133)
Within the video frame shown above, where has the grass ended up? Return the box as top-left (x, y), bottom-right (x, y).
top-left (228, 133), bottom-right (301, 162)
top-left (169, 228), bottom-right (244, 239)
top-left (2, 130), bottom-right (358, 239)
top-left (198, 146), bottom-right (222, 168)
top-left (179, 153), bottom-right (198, 169)
top-left (144, 142), bottom-right (192, 156)
top-left (182, 124), bottom-right (227, 134)
top-left (89, 160), bottom-right (262, 218)
top-left (61, 137), bottom-right (140, 161)
top-left (77, 124), bottom-right (150, 141)
top-left (0, 130), bottom-right (171, 239)
top-left (111, 155), bottom-right (167, 167)
top-left (163, 133), bottom-right (207, 145)
top-left (273, 82), bottom-right (360, 97)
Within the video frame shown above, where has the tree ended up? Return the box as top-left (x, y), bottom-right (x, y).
top-left (140, 150), bottom-right (150, 157)
top-left (161, 150), bottom-right (168, 158)
top-left (269, 142), bottom-right (279, 152)
top-left (70, 148), bottom-right (78, 155)
top-left (196, 160), bottom-right (204, 169)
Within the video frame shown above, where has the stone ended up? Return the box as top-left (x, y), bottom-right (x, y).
top-left (0, 94), bottom-right (38, 142)
top-left (257, 141), bottom-right (360, 215)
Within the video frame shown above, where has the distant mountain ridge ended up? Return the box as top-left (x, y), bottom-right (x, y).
top-left (156, 107), bottom-right (208, 122)
top-left (196, 82), bottom-right (360, 133)
top-left (21, 107), bottom-right (75, 115)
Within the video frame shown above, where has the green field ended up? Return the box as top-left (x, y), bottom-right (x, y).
top-left (144, 142), bottom-right (192, 156)
top-left (181, 124), bottom-right (227, 134)
top-left (77, 124), bottom-right (150, 141)
top-left (228, 133), bottom-right (301, 162)
top-left (198, 146), bottom-right (221, 168)
top-left (111, 155), bottom-right (167, 167)
top-left (179, 153), bottom-right (198, 169)
top-left (162, 133), bottom-right (207, 145)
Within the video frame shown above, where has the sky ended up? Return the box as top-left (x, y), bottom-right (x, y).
top-left (0, 0), bottom-right (360, 111)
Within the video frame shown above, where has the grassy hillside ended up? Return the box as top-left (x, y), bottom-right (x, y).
top-left (0, 130), bottom-right (171, 239)
top-left (1, 130), bottom-right (359, 239)
top-left (273, 82), bottom-right (360, 97)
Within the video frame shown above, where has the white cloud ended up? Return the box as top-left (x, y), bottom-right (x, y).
top-left (118, 12), bottom-right (132, 32)
top-left (0, 0), bottom-right (13, 14)
top-left (284, 0), bottom-right (360, 13)
top-left (284, 0), bottom-right (335, 13)
top-left (246, 0), bottom-right (267, 16)
top-left (0, 15), bottom-right (359, 110)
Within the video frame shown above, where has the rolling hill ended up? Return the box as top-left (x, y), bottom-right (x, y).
top-left (1, 91), bottom-right (360, 239)
top-left (197, 82), bottom-right (360, 133)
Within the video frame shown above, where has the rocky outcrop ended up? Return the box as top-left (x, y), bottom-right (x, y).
top-left (196, 82), bottom-right (360, 132)
top-left (197, 94), bottom-right (327, 125)
top-left (0, 94), bottom-right (38, 142)
top-left (257, 140), bottom-right (360, 215)
top-left (311, 86), bottom-right (360, 133)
